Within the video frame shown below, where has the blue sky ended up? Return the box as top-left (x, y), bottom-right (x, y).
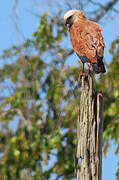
top-left (0, 0), bottom-right (119, 179)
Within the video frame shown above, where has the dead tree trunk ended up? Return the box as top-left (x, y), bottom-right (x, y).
top-left (76, 75), bottom-right (103, 180)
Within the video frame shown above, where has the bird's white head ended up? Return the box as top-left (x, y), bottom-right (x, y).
top-left (64, 10), bottom-right (83, 20)
top-left (64, 10), bottom-right (85, 28)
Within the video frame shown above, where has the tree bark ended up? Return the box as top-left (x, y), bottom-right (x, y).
top-left (76, 75), bottom-right (103, 180)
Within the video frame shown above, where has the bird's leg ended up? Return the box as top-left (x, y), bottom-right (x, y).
top-left (85, 62), bottom-right (92, 75)
top-left (79, 63), bottom-right (86, 82)
top-left (78, 63), bottom-right (84, 82)
top-left (78, 62), bottom-right (88, 82)
top-left (88, 63), bottom-right (91, 75)
top-left (82, 62), bottom-right (84, 74)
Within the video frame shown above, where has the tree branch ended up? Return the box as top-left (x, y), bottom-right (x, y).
top-left (93, 0), bottom-right (119, 22)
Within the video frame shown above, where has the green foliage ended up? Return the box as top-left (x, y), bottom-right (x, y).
top-left (99, 38), bottom-right (119, 146)
top-left (0, 13), bottom-right (79, 179)
top-left (0, 10), bottom-right (119, 180)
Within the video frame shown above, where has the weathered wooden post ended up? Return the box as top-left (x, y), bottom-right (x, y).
top-left (76, 74), bottom-right (103, 180)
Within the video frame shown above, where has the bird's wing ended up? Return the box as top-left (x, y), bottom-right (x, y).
top-left (70, 20), bottom-right (105, 63)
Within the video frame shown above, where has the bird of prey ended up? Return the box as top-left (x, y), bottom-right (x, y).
top-left (64, 10), bottom-right (106, 74)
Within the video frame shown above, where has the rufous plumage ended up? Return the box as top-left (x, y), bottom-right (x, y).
top-left (64, 10), bottom-right (106, 74)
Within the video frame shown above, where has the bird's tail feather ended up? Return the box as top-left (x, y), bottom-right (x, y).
top-left (91, 60), bottom-right (106, 74)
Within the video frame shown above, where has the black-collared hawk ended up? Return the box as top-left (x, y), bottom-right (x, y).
top-left (64, 10), bottom-right (106, 74)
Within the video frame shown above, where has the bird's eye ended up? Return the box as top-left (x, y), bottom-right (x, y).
top-left (68, 16), bottom-right (72, 20)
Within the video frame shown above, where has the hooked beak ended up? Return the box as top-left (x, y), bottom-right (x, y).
top-left (65, 20), bottom-right (68, 26)
top-left (64, 20), bottom-right (70, 30)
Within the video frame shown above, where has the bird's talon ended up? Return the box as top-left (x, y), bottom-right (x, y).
top-left (78, 73), bottom-right (88, 82)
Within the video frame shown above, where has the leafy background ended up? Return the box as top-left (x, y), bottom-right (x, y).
top-left (0, 0), bottom-right (119, 179)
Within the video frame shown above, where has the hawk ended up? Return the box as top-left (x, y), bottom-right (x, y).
top-left (64, 10), bottom-right (106, 74)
